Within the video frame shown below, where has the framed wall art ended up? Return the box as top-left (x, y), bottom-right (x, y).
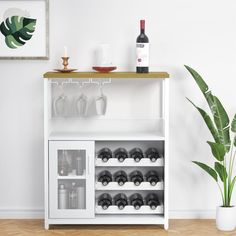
top-left (0, 0), bottom-right (49, 59)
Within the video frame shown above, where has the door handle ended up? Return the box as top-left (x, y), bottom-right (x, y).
top-left (87, 155), bottom-right (90, 175)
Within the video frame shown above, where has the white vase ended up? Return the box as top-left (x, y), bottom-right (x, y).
top-left (216, 206), bottom-right (236, 231)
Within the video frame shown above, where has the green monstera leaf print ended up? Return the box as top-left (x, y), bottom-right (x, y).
top-left (0, 15), bottom-right (37, 49)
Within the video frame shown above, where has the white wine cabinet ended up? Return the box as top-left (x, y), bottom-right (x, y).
top-left (44, 72), bottom-right (169, 230)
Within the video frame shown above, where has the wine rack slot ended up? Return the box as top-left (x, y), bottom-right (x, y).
top-left (96, 205), bottom-right (164, 214)
top-left (96, 181), bottom-right (164, 191)
top-left (96, 157), bottom-right (164, 167)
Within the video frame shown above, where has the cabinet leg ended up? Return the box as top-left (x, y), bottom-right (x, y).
top-left (164, 222), bottom-right (169, 230)
top-left (44, 221), bottom-right (50, 230)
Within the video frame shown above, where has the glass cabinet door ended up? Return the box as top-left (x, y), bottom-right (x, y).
top-left (49, 141), bottom-right (95, 219)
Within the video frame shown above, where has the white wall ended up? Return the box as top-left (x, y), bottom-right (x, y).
top-left (0, 0), bottom-right (236, 219)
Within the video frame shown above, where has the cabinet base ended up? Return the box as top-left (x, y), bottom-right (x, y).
top-left (47, 215), bottom-right (166, 228)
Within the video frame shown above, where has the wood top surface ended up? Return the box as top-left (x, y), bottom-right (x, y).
top-left (43, 72), bottom-right (170, 79)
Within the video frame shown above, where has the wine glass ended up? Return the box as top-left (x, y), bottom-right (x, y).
top-left (95, 82), bottom-right (107, 116)
top-left (75, 82), bottom-right (88, 116)
top-left (53, 83), bottom-right (69, 117)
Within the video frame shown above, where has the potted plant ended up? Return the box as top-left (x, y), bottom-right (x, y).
top-left (185, 65), bottom-right (236, 231)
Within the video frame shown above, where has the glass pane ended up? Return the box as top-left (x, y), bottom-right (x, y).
top-left (58, 150), bottom-right (86, 176)
top-left (58, 179), bottom-right (86, 210)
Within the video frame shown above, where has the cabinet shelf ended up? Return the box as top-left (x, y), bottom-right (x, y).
top-left (57, 175), bottom-right (86, 180)
top-left (96, 181), bottom-right (164, 191)
top-left (95, 205), bottom-right (164, 214)
top-left (49, 131), bottom-right (165, 141)
top-left (96, 157), bottom-right (164, 167)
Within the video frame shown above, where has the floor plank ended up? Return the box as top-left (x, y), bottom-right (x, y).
top-left (0, 220), bottom-right (235, 236)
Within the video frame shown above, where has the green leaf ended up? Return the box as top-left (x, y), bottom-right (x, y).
top-left (193, 161), bottom-right (218, 182)
top-left (187, 98), bottom-right (220, 143)
top-left (231, 114), bottom-right (236, 133)
top-left (207, 141), bottom-right (225, 161)
top-left (185, 65), bottom-right (231, 152)
top-left (184, 65), bottom-right (209, 93)
top-left (212, 96), bottom-right (231, 152)
top-left (0, 16), bottom-right (36, 49)
top-left (215, 162), bottom-right (227, 182)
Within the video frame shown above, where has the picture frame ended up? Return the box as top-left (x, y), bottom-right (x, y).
top-left (0, 0), bottom-right (49, 60)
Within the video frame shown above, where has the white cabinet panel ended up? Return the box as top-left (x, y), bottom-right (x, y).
top-left (49, 141), bottom-right (95, 219)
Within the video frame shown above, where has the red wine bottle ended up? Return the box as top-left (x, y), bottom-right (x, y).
top-left (98, 193), bottom-right (112, 210)
top-left (145, 193), bottom-right (160, 210)
top-left (145, 170), bottom-right (160, 186)
top-left (114, 170), bottom-right (128, 186)
top-left (129, 148), bottom-right (144, 162)
top-left (114, 193), bottom-right (128, 210)
top-left (136, 19), bottom-right (149, 73)
top-left (129, 170), bottom-right (144, 186)
top-left (98, 170), bottom-right (112, 186)
top-left (98, 148), bottom-right (112, 162)
top-left (114, 148), bottom-right (128, 162)
top-left (145, 147), bottom-right (160, 162)
top-left (130, 193), bottom-right (144, 210)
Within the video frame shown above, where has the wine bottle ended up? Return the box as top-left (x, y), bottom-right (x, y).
top-left (136, 19), bottom-right (149, 73)
top-left (145, 193), bottom-right (160, 210)
top-left (58, 150), bottom-right (69, 176)
top-left (114, 170), bottom-right (128, 186)
top-left (145, 147), bottom-right (160, 162)
top-left (145, 170), bottom-right (160, 186)
top-left (97, 148), bottom-right (112, 162)
top-left (98, 170), bottom-right (112, 186)
top-left (98, 193), bottom-right (112, 210)
top-left (129, 193), bottom-right (144, 210)
top-left (114, 193), bottom-right (128, 210)
top-left (69, 182), bottom-right (78, 209)
top-left (129, 170), bottom-right (144, 186)
top-left (58, 184), bottom-right (68, 209)
top-left (114, 148), bottom-right (128, 162)
top-left (129, 148), bottom-right (144, 162)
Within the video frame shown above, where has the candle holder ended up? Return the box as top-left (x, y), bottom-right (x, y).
top-left (54, 57), bottom-right (77, 73)
top-left (62, 57), bottom-right (69, 70)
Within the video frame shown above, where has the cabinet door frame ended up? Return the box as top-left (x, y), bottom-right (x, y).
top-left (49, 140), bottom-right (95, 219)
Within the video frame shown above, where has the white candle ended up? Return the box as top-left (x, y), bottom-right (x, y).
top-left (64, 46), bottom-right (68, 57)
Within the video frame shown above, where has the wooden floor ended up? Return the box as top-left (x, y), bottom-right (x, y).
top-left (0, 220), bottom-right (235, 236)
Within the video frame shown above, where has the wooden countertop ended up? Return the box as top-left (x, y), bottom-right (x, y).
top-left (43, 72), bottom-right (170, 79)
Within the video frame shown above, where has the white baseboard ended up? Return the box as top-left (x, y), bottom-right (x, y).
top-left (0, 208), bottom-right (216, 219)
top-left (0, 208), bottom-right (44, 219)
top-left (169, 210), bottom-right (216, 219)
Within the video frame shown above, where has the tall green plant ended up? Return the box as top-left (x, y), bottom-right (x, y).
top-left (185, 65), bottom-right (236, 207)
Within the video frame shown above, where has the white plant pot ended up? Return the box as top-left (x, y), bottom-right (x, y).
top-left (216, 206), bottom-right (236, 231)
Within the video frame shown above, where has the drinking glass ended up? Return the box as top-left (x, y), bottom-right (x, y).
top-left (74, 83), bottom-right (88, 117)
top-left (95, 84), bottom-right (107, 115)
top-left (53, 84), bottom-right (69, 117)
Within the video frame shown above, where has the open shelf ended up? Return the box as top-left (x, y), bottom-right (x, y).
top-left (96, 157), bottom-right (164, 167)
top-left (57, 175), bottom-right (86, 180)
top-left (49, 131), bottom-right (165, 141)
top-left (95, 181), bottom-right (164, 191)
top-left (96, 205), bottom-right (164, 214)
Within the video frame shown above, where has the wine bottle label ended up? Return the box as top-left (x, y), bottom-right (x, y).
top-left (136, 43), bottom-right (149, 67)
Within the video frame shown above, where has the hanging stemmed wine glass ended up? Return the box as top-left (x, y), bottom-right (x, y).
top-left (75, 81), bottom-right (88, 117)
top-left (53, 82), bottom-right (69, 117)
top-left (95, 81), bottom-right (107, 115)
